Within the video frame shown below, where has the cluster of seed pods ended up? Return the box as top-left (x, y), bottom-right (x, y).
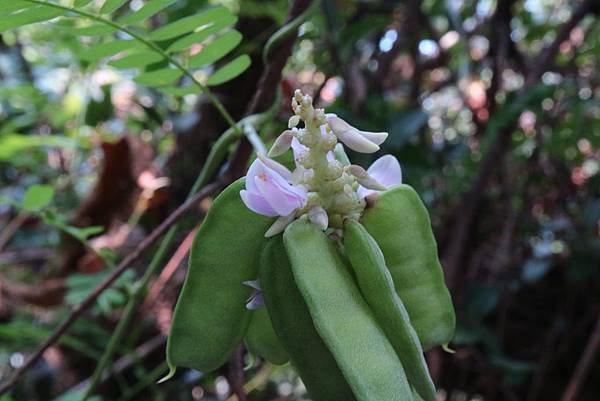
top-left (166, 90), bottom-right (455, 401)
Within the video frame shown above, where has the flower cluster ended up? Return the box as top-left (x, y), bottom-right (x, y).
top-left (240, 89), bottom-right (402, 237)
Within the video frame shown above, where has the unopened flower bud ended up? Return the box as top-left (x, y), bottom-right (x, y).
top-left (359, 131), bottom-right (388, 145)
top-left (326, 115), bottom-right (388, 154)
top-left (269, 130), bottom-right (294, 157)
top-left (308, 206), bottom-right (328, 230)
top-left (334, 143), bottom-right (350, 166)
top-left (288, 115), bottom-right (301, 128)
top-left (265, 213), bottom-right (296, 237)
top-left (326, 116), bottom-right (379, 153)
top-left (347, 164), bottom-right (387, 190)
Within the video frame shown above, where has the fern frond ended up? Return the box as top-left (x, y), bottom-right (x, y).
top-left (0, 0), bottom-right (254, 126)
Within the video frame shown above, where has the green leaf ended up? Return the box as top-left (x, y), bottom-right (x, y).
top-left (207, 54), bottom-right (251, 86)
top-left (99, 0), bottom-right (129, 14)
top-left (74, 0), bottom-right (94, 7)
top-left (78, 40), bottom-right (137, 61)
top-left (0, 1), bottom-right (32, 15)
top-left (23, 185), bottom-right (55, 211)
top-left (167, 14), bottom-right (237, 53)
top-left (149, 6), bottom-right (230, 41)
top-left (134, 68), bottom-right (183, 87)
top-left (188, 30), bottom-right (242, 67)
top-left (119, 0), bottom-right (178, 24)
top-left (0, 6), bottom-right (64, 33)
top-left (158, 85), bottom-right (200, 96)
top-left (0, 134), bottom-right (76, 160)
top-left (109, 51), bottom-right (164, 68)
top-left (63, 24), bottom-right (117, 36)
top-left (62, 225), bottom-right (105, 241)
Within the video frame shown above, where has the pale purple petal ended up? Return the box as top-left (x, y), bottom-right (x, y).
top-left (245, 158), bottom-right (266, 194)
top-left (319, 124), bottom-right (329, 139)
top-left (258, 153), bottom-right (293, 181)
top-left (263, 164), bottom-right (307, 199)
top-left (291, 137), bottom-right (309, 161)
top-left (242, 157), bottom-right (307, 217)
top-left (243, 280), bottom-right (261, 290)
top-left (368, 155), bottom-right (402, 187)
top-left (326, 151), bottom-right (336, 163)
top-left (360, 131), bottom-right (388, 145)
top-left (246, 293), bottom-right (264, 310)
top-left (254, 175), bottom-right (306, 216)
top-left (358, 155), bottom-right (402, 199)
top-left (243, 280), bottom-right (264, 310)
top-left (240, 190), bottom-right (279, 216)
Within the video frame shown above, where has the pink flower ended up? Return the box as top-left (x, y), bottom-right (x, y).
top-left (240, 158), bottom-right (307, 217)
top-left (357, 155), bottom-right (402, 199)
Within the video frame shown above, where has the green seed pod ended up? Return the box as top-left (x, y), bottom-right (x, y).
top-left (244, 307), bottom-right (289, 365)
top-left (361, 185), bottom-right (455, 350)
top-left (344, 220), bottom-right (436, 401)
top-left (167, 179), bottom-right (273, 373)
top-left (284, 220), bottom-right (413, 401)
top-left (260, 237), bottom-right (356, 401)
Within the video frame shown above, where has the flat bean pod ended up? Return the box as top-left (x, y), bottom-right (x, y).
top-left (260, 237), bottom-right (356, 401)
top-left (244, 307), bottom-right (289, 365)
top-left (344, 219), bottom-right (436, 401)
top-left (167, 179), bottom-right (273, 373)
top-left (361, 185), bottom-right (455, 350)
top-left (284, 220), bottom-right (413, 401)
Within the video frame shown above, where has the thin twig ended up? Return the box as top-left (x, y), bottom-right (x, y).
top-left (0, 181), bottom-right (221, 395)
top-left (68, 335), bottom-right (167, 395)
top-left (143, 225), bottom-right (199, 309)
top-left (228, 345), bottom-right (248, 401)
top-left (559, 314), bottom-right (600, 401)
top-left (0, 211), bottom-right (28, 252)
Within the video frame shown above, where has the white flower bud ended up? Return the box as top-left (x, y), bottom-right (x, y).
top-left (308, 206), bottom-right (328, 230)
top-left (347, 165), bottom-right (387, 190)
top-left (334, 143), bottom-right (350, 166)
top-left (288, 115), bottom-right (301, 128)
top-left (268, 130), bottom-right (294, 157)
top-left (265, 213), bottom-right (296, 237)
top-left (294, 89), bottom-right (303, 101)
top-left (359, 131), bottom-right (388, 145)
top-left (326, 115), bottom-right (380, 153)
